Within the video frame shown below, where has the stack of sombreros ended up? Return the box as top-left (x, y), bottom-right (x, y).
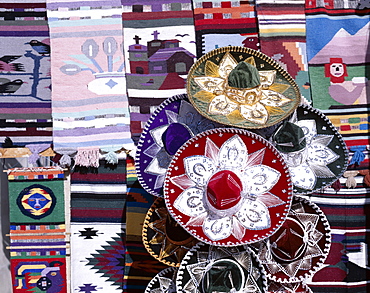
top-left (136, 46), bottom-right (348, 293)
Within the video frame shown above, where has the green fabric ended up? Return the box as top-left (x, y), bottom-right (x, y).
top-left (273, 121), bottom-right (306, 153)
top-left (202, 260), bottom-right (243, 293)
top-left (227, 61), bottom-right (261, 89)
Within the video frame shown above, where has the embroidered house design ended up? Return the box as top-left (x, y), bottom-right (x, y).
top-left (126, 31), bottom-right (196, 92)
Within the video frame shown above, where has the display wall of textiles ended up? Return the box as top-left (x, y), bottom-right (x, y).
top-left (1, 0), bottom-right (369, 293)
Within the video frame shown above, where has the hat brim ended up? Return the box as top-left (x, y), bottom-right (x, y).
top-left (142, 197), bottom-right (199, 267)
top-left (267, 280), bottom-right (313, 293)
top-left (164, 128), bottom-right (293, 246)
top-left (271, 104), bottom-right (349, 195)
top-left (135, 94), bottom-right (222, 197)
top-left (176, 242), bottom-right (267, 293)
top-left (252, 195), bottom-right (331, 283)
top-left (187, 46), bottom-right (301, 129)
top-left (145, 267), bottom-right (177, 293)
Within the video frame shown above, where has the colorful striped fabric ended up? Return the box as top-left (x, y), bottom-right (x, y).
top-left (7, 167), bottom-right (68, 293)
top-left (124, 156), bottom-right (166, 292)
top-left (255, 0), bottom-right (311, 101)
top-left (302, 189), bottom-right (370, 292)
top-left (0, 1), bottom-right (52, 147)
top-left (191, 0), bottom-right (260, 56)
top-left (46, 0), bottom-right (134, 165)
top-left (70, 158), bottom-right (127, 223)
top-left (69, 158), bottom-right (127, 291)
top-left (121, 0), bottom-right (197, 141)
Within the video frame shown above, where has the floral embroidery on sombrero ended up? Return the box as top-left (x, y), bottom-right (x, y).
top-left (170, 134), bottom-right (285, 242)
top-left (272, 119), bottom-right (340, 191)
top-left (192, 52), bottom-right (291, 125)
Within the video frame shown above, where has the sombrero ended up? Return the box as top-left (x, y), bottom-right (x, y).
top-left (267, 280), bottom-right (313, 293)
top-left (164, 127), bottom-right (293, 246)
top-left (145, 267), bottom-right (178, 293)
top-left (135, 94), bottom-right (222, 197)
top-left (142, 197), bottom-right (199, 267)
top-left (176, 242), bottom-right (267, 293)
top-left (252, 196), bottom-right (331, 283)
top-left (187, 46), bottom-right (301, 129)
top-left (270, 104), bottom-right (349, 195)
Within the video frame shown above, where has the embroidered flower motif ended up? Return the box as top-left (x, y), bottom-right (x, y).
top-left (193, 52), bottom-right (291, 125)
top-left (170, 134), bottom-right (285, 242)
top-left (279, 119), bottom-right (340, 191)
top-left (254, 197), bottom-right (330, 283)
top-left (141, 98), bottom-right (219, 194)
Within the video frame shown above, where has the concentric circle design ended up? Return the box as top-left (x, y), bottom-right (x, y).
top-left (187, 46), bottom-right (301, 129)
top-left (17, 184), bottom-right (56, 219)
top-left (164, 128), bottom-right (293, 246)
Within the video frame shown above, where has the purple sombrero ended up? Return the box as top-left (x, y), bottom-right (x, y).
top-left (164, 127), bottom-right (293, 246)
top-left (135, 94), bottom-right (222, 197)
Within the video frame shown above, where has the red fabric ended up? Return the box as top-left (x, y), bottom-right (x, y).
top-left (206, 170), bottom-right (242, 210)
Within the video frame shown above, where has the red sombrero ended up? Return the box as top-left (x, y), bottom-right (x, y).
top-left (164, 128), bottom-right (293, 246)
top-left (252, 196), bottom-right (331, 283)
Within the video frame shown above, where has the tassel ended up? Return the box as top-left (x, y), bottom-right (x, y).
top-left (359, 170), bottom-right (370, 187)
top-left (105, 151), bottom-right (118, 165)
top-left (56, 148), bottom-right (77, 167)
top-left (331, 179), bottom-right (342, 192)
top-left (25, 143), bottom-right (50, 165)
top-left (349, 145), bottom-right (366, 166)
top-left (75, 147), bottom-right (100, 168)
top-left (343, 170), bottom-right (359, 188)
top-left (60, 154), bottom-right (72, 167)
top-left (101, 145), bottom-right (122, 165)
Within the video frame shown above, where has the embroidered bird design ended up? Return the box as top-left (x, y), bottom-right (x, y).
top-left (25, 39), bottom-right (50, 56)
top-left (0, 78), bottom-right (25, 94)
top-left (0, 55), bottom-right (25, 72)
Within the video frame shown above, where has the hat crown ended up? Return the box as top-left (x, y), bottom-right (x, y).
top-left (227, 61), bottom-right (261, 89)
top-left (162, 123), bottom-right (192, 155)
top-left (206, 170), bottom-right (242, 211)
top-left (273, 121), bottom-right (306, 153)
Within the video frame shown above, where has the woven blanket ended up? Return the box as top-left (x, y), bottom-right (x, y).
top-left (70, 223), bottom-right (125, 292)
top-left (191, 0), bottom-right (260, 56)
top-left (0, 1), bottom-right (52, 147)
top-left (304, 187), bottom-right (370, 292)
top-left (121, 0), bottom-right (196, 99)
top-left (305, 0), bottom-right (370, 110)
top-left (46, 0), bottom-right (134, 165)
top-left (69, 158), bottom-right (127, 291)
top-left (124, 156), bottom-right (165, 292)
top-left (255, 0), bottom-right (311, 101)
top-left (70, 158), bottom-right (127, 223)
top-left (121, 0), bottom-right (197, 141)
top-left (7, 167), bottom-right (67, 293)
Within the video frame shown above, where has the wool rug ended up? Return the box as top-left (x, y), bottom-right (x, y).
top-left (255, 0), bottom-right (311, 102)
top-left (191, 0), bottom-right (260, 56)
top-left (7, 167), bottom-right (67, 293)
top-left (0, 1), bottom-right (52, 148)
top-left (46, 0), bottom-right (134, 167)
